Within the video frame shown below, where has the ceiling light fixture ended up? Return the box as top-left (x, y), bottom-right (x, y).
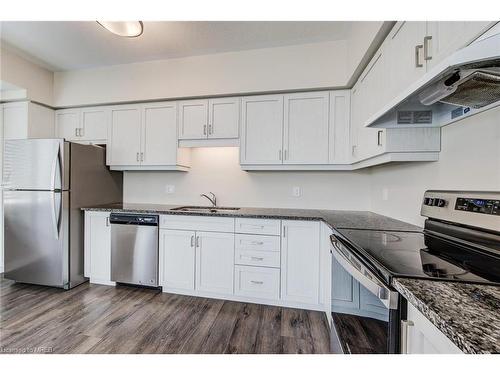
top-left (97, 21), bottom-right (144, 37)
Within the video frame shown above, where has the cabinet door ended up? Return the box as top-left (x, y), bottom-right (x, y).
top-left (142, 102), bottom-right (178, 166)
top-left (426, 21), bottom-right (493, 70)
top-left (387, 22), bottom-right (427, 101)
top-left (178, 100), bottom-right (208, 139)
top-left (240, 95), bottom-right (283, 165)
top-left (108, 106), bottom-right (142, 166)
top-left (84, 212), bottom-right (113, 285)
top-left (208, 97), bottom-right (239, 139)
top-left (81, 107), bottom-right (109, 141)
top-left (281, 220), bottom-right (320, 305)
top-left (195, 231), bottom-right (234, 295)
top-left (3, 102), bottom-right (29, 139)
top-left (283, 92), bottom-right (329, 164)
top-left (331, 257), bottom-right (360, 311)
top-left (329, 90), bottom-right (351, 164)
top-left (159, 229), bottom-right (195, 291)
top-left (55, 108), bottom-right (81, 141)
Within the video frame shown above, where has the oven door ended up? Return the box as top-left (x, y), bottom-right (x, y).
top-left (330, 235), bottom-right (401, 354)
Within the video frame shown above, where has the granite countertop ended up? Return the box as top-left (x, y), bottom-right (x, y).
top-left (393, 278), bottom-right (500, 354)
top-left (81, 203), bottom-right (422, 232)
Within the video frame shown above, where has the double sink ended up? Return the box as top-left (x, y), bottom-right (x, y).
top-left (171, 206), bottom-right (241, 213)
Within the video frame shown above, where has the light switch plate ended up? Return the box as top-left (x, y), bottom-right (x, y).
top-left (293, 186), bottom-right (302, 197)
top-left (382, 188), bottom-right (389, 201)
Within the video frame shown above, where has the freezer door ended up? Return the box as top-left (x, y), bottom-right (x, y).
top-left (2, 139), bottom-right (68, 190)
top-left (3, 190), bottom-right (69, 288)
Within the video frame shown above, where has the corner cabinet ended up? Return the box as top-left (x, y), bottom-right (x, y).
top-left (107, 102), bottom-right (190, 171)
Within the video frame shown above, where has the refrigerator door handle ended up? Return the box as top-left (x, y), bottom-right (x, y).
top-left (51, 192), bottom-right (62, 239)
top-left (50, 143), bottom-right (62, 191)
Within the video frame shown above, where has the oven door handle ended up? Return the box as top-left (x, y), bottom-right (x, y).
top-left (332, 243), bottom-right (397, 309)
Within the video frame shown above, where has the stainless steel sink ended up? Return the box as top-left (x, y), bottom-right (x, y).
top-left (171, 206), bottom-right (240, 213)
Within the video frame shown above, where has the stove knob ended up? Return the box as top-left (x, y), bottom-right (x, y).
top-left (436, 199), bottom-right (447, 207)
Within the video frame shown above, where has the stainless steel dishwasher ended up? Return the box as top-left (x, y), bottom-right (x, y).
top-left (110, 213), bottom-right (159, 287)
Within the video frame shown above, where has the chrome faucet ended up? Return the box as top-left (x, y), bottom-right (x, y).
top-left (200, 192), bottom-right (217, 207)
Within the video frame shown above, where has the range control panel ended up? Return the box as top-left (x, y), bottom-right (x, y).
top-left (455, 198), bottom-right (500, 216)
top-left (421, 190), bottom-right (500, 233)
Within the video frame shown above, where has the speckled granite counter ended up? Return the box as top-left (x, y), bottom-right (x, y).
top-left (393, 278), bottom-right (500, 354)
top-left (81, 203), bottom-right (422, 232)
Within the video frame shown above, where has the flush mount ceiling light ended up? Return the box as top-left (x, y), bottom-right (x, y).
top-left (97, 21), bottom-right (144, 37)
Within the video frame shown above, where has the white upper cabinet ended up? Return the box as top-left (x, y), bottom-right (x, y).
top-left (240, 94), bottom-right (284, 165)
top-left (208, 97), bottom-right (239, 139)
top-left (56, 107), bottom-right (109, 143)
top-left (283, 91), bottom-right (329, 164)
top-left (179, 97), bottom-right (239, 142)
top-left (178, 100), bottom-right (208, 139)
top-left (425, 21), bottom-right (493, 70)
top-left (107, 102), bottom-right (190, 170)
top-left (3, 101), bottom-right (54, 140)
top-left (142, 102), bottom-right (178, 166)
top-left (56, 108), bottom-right (81, 141)
top-left (329, 90), bottom-right (351, 164)
top-left (387, 22), bottom-right (427, 101)
top-left (108, 106), bottom-right (142, 166)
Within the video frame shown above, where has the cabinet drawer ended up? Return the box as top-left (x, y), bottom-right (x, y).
top-left (234, 265), bottom-right (280, 300)
top-left (235, 218), bottom-right (281, 236)
top-left (235, 249), bottom-right (280, 268)
top-left (235, 234), bottom-right (280, 252)
top-left (160, 215), bottom-right (234, 232)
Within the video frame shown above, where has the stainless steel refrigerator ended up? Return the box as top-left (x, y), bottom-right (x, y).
top-left (2, 139), bottom-right (122, 289)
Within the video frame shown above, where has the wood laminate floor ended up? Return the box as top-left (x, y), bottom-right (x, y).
top-left (0, 277), bottom-right (331, 354)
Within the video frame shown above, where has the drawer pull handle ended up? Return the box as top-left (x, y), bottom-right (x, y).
top-left (250, 280), bottom-right (264, 285)
top-left (243, 224), bottom-right (265, 229)
top-left (251, 256), bottom-right (264, 261)
top-left (251, 241), bottom-right (264, 245)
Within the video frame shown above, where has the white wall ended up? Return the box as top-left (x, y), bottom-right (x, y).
top-left (124, 147), bottom-right (372, 210)
top-left (370, 107), bottom-right (500, 227)
top-left (54, 40), bottom-right (352, 107)
top-left (0, 44), bottom-right (54, 106)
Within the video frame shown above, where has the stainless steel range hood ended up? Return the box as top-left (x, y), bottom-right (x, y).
top-left (367, 28), bottom-right (500, 128)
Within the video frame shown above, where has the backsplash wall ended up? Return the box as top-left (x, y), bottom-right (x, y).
top-left (123, 147), bottom-right (372, 210)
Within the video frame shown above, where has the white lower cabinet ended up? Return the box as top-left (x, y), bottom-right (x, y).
top-left (159, 229), bottom-right (196, 291)
top-left (234, 265), bottom-right (280, 300)
top-left (84, 211), bottom-right (115, 286)
top-left (195, 231), bottom-right (235, 295)
top-left (281, 220), bottom-right (320, 305)
top-left (402, 303), bottom-right (462, 354)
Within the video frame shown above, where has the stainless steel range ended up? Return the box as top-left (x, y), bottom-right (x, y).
top-left (330, 190), bottom-right (500, 354)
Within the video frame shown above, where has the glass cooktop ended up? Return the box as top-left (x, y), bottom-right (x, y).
top-left (336, 229), bottom-right (500, 285)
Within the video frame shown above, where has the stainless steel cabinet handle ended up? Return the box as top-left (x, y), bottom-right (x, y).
top-left (140, 152), bottom-right (144, 162)
top-left (284, 149), bottom-right (288, 160)
top-left (203, 124), bottom-right (207, 135)
top-left (283, 226), bottom-right (286, 238)
top-left (278, 150), bottom-right (282, 161)
top-left (251, 241), bottom-right (264, 245)
top-left (251, 256), bottom-right (264, 261)
top-left (190, 235), bottom-right (195, 247)
top-left (195, 236), bottom-right (200, 248)
top-left (250, 280), bottom-right (264, 285)
top-left (75, 128), bottom-right (78, 137)
top-left (377, 130), bottom-right (383, 146)
top-left (208, 124), bottom-right (212, 135)
top-left (401, 320), bottom-right (414, 354)
top-left (424, 36), bottom-right (432, 60)
top-left (136, 152), bottom-right (140, 162)
top-left (415, 45), bottom-right (424, 68)
top-left (352, 145), bottom-right (357, 156)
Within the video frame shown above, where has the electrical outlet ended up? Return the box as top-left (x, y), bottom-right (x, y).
top-left (165, 185), bottom-right (175, 194)
top-left (293, 186), bottom-right (302, 197)
top-left (382, 188), bottom-right (389, 201)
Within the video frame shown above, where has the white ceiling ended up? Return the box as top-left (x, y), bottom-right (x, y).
top-left (0, 21), bottom-right (354, 72)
